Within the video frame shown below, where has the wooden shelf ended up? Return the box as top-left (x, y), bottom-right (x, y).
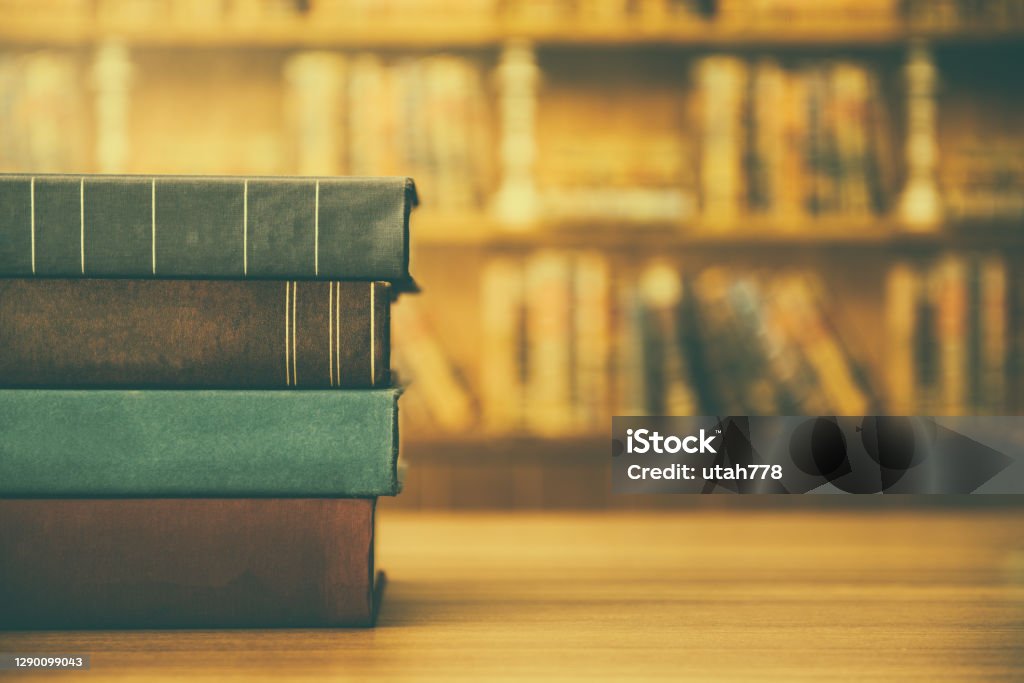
top-left (3, 16), bottom-right (1024, 49)
top-left (413, 213), bottom-right (1024, 251)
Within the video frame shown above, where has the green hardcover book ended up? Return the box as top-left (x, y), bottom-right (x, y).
top-left (0, 174), bottom-right (416, 283)
top-left (0, 389), bottom-right (400, 497)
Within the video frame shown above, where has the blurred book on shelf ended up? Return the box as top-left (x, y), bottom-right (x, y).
top-left (467, 251), bottom-right (1020, 439)
top-left (283, 51), bottom-right (348, 176)
top-left (0, 51), bottom-right (87, 172)
top-left (286, 51), bottom-right (491, 213)
top-left (474, 253), bottom-right (887, 438)
top-left (393, 298), bottom-right (478, 434)
top-left (478, 251), bottom-right (613, 436)
top-left (887, 254), bottom-right (1012, 416)
top-left (943, 142), bottom-right (1024, 220)
top-left (687, 269), bottom-right (877, 415)
top-left (693, 55), bottom-right (893, 229)
top-left (540, 131), bottom-right (695, 223)
top-left (905, 0), bottom-right (1024, 29)
top-left (1013, 265), bottom-right (1024, 413)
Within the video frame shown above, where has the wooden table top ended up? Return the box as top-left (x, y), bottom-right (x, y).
top-left (2, 509), bottom-right (1023, 681)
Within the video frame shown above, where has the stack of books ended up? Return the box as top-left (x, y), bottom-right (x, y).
top-left (0, 173), bottom-right (416, 628)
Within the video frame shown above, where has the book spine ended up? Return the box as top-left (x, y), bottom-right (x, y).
top-left (937, 255), bottom-right (968, 415)
top-left (780, 67), bottom-right (808, 221)
top-left (779, 276), bottom-right (871, 415)
top-left (525, 250), bottom-right (574, 435)
top-left (981, 255), bottom-right (1007, 413)
top-left (696, 56), bottom-right (746, 226)
top-left (572, 252), bottom-right (611, 431)
top-left (865, 69), bottom-right (892, 214)
top-left (725, 278), bottom-right (786, 414)
top-left (638, 263), bottom-right (699, 416)
top-left (283, 51), bottom-right (348, 176)
top-left (762, 279), bottom-right (832, 413)
top-left (0, 389), bottom-right (400, 497)
top-left (615, 277), bottom-right (647, 416)
top-left (833, 62), bottom-right (872, 215)
top-left (0, 280), bottom-right (389, 388)
top-left (752, 59), bottom-right (786, 216)
top-left (966, 258), bottom-right (984, 413)
top-left (0, 498), bottom-right (376, 628)
top-left (691, 269), bottom-right (748, 414)
top-left (0, 174), bottom-right (413, 281)
top-left (480, 256), bottom-right (527, 433)
top-left (917, 264), bottom-right (943, 413)
top-left (1013, 263), bottom-right (1024, 413)
top-left (805, 65), bottom-right (830, 216)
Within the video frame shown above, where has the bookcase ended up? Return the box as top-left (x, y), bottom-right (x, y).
top-left (3, 0), bottom-right (1023, 508)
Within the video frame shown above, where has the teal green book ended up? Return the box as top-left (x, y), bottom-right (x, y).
top-left (0, 389), bottom-right (400, 497)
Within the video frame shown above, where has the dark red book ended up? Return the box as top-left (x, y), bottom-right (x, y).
top-left (0, 498), bottom-right (380, 628)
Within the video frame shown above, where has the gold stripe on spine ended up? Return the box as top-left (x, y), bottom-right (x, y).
top-left (79, 178), bottom-right (85, 274)
top-left (292, 281), bottom-right (298, 386)
top-left (243, 179), bottom-right (248, 276)
top-left (329, 282), bottom-right (334, 387)
top-left (314, 180), bottom-right (320, 276)
top-left (29, 177), bottom-right (35, 274)
top-left (370, 283), bottom-right (376, 385)
top-left (285, 281), bottom-right (291, 386)
top-left (151, 179), bottom-right (156, 274)
top-left (336, 280), bottom-right (341, 384)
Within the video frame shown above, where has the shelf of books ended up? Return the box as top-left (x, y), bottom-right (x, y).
top-left (3, 0), bottom-right (1024, 508)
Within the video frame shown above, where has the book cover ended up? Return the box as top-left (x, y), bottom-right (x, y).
top-left (0, 174), bottom-right (416, 283)
top-left (0, 498), bottom-right (379, 628)
top-left (0, 279), bottom-right (389, 388)
top-left (0, 388), bottom-right (401, 497)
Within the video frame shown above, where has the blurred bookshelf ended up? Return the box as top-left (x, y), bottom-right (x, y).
top-left (4, 0), bottom-right (1024, 507)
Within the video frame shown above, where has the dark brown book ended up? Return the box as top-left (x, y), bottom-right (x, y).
top-left (0, 498), bottom-right (380, 628)
top-left (0, 279), bottom-right (389, 388)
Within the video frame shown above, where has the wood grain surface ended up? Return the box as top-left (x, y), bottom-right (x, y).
top-left (2, 510), bottom-right (1022, 681)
